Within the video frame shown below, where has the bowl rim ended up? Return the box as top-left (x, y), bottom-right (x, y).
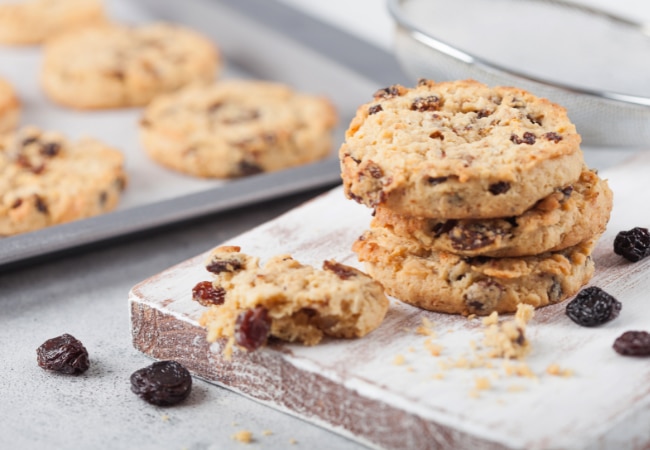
top-left (387, 0), bottom-right (650, 108)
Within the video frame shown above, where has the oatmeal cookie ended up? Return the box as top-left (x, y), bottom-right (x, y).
top-left (0, 126), bottom-right (127, 235)
top-left (352, 227), bottom-right (596, 315)
top-left (196, 246), bottom-right (389, 355)
top-left (0, 76), bottom-right (19, 134)
top-left (41, 23), bottom-right (219, 109)
top-left (372, 168), bottom-right (612, 257)
top-left (0, 0), bottom-right (105, 45)
top-left (140, 80), bottom-right (337, 178)
top-left (340, 79), bottom-right (584, 219)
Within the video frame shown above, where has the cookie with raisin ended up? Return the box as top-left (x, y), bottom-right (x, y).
top-left (352, 226), bottom-right (596, 315)
top-left (140, 80), bottom-right (337, 178)
top-left (372, 168), bottom-right (612, 257)
top-left (0, 126), bottom-right (127, 235)
top-left (340, 79), bottom-right (584, 219)
top-left (0, 0), bottom-right (105, 45)
top-left (41, 23), bottom-right (219, 109)
top-left (0, 77), bottom-right (19, 134)
top-left (196, 246), bottom-right (388, 357)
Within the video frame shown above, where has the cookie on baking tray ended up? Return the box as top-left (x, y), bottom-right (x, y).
top-left (195, 246), bottom-right (389, 356)
top-left (372, 168), bottom-right (613, 257)
top-left (0, 0), bottom-right (105, 45)
top-left (340, 79), bottom-right (584, 219)
top-left (0, 76), bottom-right (19, 134)
top-left (41, 23), bottom-right (219, 109)
top-left (352, 227), bottom-right (596, 316)
top-left (139, 80), bottom-right (337, 178)
top-left (0, 126), bottom-right (127, 236)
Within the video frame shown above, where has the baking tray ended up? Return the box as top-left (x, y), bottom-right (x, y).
top-left (0, 0), bottom-right (409, 269)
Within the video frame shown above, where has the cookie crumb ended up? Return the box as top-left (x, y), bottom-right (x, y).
top-left (474, 377), bottom-right (491, 390)
top-left (546, 363), bottom-right (574, 377)
top-left (503, 362), bottom-right (536, 378)
top-left (415, 317), bottom-right (436, 336)
top-left (424, 338), bottom-right (443, 356)
top-left (432, 373), bottom-right (445, 380)
top-left (232, 430), bottom-right (253, 444)
top-left (161, 414), bottom-right (170, 422)
top-left (289, 438), bottom-right (298, 445)
top-left (262, 430), bottom-right (273, 436)
top-left (483, 304), bottom-right (534, 359)
top-left (482, 311), bottom-right (499, 326)
top-left (467, 314), bottom-right (477, 320)
top-left (393, 354), bottom-right (406, 365)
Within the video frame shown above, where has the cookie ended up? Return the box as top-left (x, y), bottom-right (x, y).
top-left (372, 168), bottom-right (613, 257)
top-left (196, 246), bottom-right (389, 356)
top-left (139, 80), bottom-right (337, 178)
top-left (41, 23), bottom-right (219, 109)
top-left (352, 227), bottom-right (596, 315)
top-left (0, 126), bottom-right (127, 235)
top-left (340, 79), bottom-right (584, 219)
top-left (0, 76), bottom-right (19, 134)
top-left (0, 0), bottom-right (105, 45)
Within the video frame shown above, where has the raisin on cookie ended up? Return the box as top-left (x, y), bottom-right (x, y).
top-left (352, 227), bottom-right (596, 316)
top-left (41, 23), bottom-right (219, 109)
top-left (0, 126), bottom-right (127, 235)
top-left (372, 168), bottom-right (612, 257)
top-left (140, 80), bottom-right (337, 178)
top-left (0, 0), bottom-right (105, 45)
top-left (196, 246), bottom-right (389, 356)
top-left (0, 77), bottom-right (19, 134)
top-left (340, 79), bottom-right (584, 219)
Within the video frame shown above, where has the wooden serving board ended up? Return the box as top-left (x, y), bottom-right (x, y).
top-left (130, 154), bottom-right (650, 450)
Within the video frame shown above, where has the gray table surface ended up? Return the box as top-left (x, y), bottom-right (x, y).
top-left (0, 0), bottom-right (642, 448)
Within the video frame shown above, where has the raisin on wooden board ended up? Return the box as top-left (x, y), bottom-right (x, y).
top-left (613, 227), bottom-right (650, 262)
top-left (613, 331), bottom-right (650, 357)
top-left (565, 286), bottom-right (621, 327)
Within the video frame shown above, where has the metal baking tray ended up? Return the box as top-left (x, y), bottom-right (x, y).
top-left (389, 0), bottom-right (650, 148)
top-left (0, 0), bottom-right (408, 268)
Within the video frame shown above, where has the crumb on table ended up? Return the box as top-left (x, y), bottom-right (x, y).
top-left (232, 430), bottom-right (253, 444)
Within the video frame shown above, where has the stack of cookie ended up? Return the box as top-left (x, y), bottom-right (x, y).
top-left (341, 79), bottom-right (613, 316)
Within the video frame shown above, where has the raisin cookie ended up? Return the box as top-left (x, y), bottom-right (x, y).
top-left (196, 246), bottom-right (389, 356)
top-left (340, 79), bottom-right (584, 219)
top-left (0, 77), bottom-right (19, 134)
top-left (372, 168), bottom-right (613, 257)
top-left (352, 227), bottom-right (596, 315)
top-left (0, 126), bottom-right (127, 235)
top-left (140, 80), bottom-right (337, 178)
top-left (41, 23), bottom-right (219, 109)
top-left (0, 0), bottom-right (105, 45)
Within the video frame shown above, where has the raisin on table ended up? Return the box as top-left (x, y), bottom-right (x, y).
top-left (130, 360), bottom-right (192, 406)
top-left (565, 286), bottom-right (621, 327)
top-left (613, 227), bottom-right (650, 262)
top-left (36, 333), bottom-right (90, 375)
top-left (613, 331), bottom-right (650, 356)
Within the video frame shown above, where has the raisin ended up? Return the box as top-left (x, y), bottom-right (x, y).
top-left (206, 258), bottom-right (242, 274)
top-left (463, 280), bottom-right (504, 313)
top-left (368, 104), bottom-right (383, 115)
top-left (613, 227), bottom-right (650, 262)
top-left (34, 195), bottom-right (48, 214)
top-left (99, 191), bottom-right (108, 206)
top-left (560, 185), bottom-right (574, 200)
top-left (527, 114), bottom-right (543, 126)
top-left (238, 161), bottom-right (263, 177)
top-left (427, 176), bottom-right (448, 185)
top-left (449, 223), bottom-right (503, 251)
top-left (130, 361), bottom-right (192, 406)
top-left (488, 181), bottom-right (510, 195)
top-left (373, 85), bottom-right (403, 99)
top-left (431, 219), bottom-right (457, 237)
top-left (613, 331), bottom-right (650, 356)
top-left (429, 131), bottom-right (444, 140)
top-left (565, 286), bottom-right (621, 327)
top-left (323, 260), bottom-right (357, 280)
top-left (411, 95), bottom-right (441, 112)
top-left (366, 163), bottom-right (383, 179)
top-left (544, 132), bottom-right (563, 143)
top-left (109, 69), bottom-right (125, 80)
top-left (207, 101), bottom-right (223, 112)
top-left (477, 109), bottom-right (492, 119)
top-left (41, 142), bottom-right (60, 157)
top-left (510, 132), bottom-right (536, 145)
top-left (235, 306), bottom-right (271, 352)
top-left (36, 334), bottom-right (89, 375)
top-left (11, 198), bottom-right (22, 209)
top-left (192, 281), bottom-right (225, 306)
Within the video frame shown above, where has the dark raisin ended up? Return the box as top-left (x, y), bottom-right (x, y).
top-left (34, 195), bottom-right (48, 214)
top-left (99, 191), bottom-right (108, 206)
top-left (431, 219), bottom-right (457, 237)
top-left (192, 281), bottom-right (225, 306)
top-left (560, 185), bottom-right (574, 201)
top-left (463, 280), bottom-right (504, 313)
top-left (548, 279), bottom-right (563, 303)
top-left (130, 360), bottom-right (192, 406)
top-left (527, 114), bottom-right (543, 126)
top-left (477, 109), bottom-right (492, 119)
top-left (613, 331), bottom-right (650, 356)
top-left (11, 198), bottom-right (22, 209)
top-left (449, 223), bottom-right (503, 251)
top-left (36, 334), bottom-right (89, 375)
top-left (427, 176), bottom-right (448, 185)
top-left (510, 132), bottom-right (536, 145)
top-left (488, 181), bottom-right (510, 195)
top-left (613, 227), bottom-right (650, 262)
top-left (429, 131), bottom-right (444, 140)
top-left (417, 78), bottom-right (431, 87)
top-left (515, 328), bottom-right (526, 346)
top-left (368, 104), bottom-right (383, 115)
top-left (206, 258), bottom-right (242, 274)
top-left (411, 95), bottom-right (441, 112)
top-left (323, 260), bottom-right (357, 280)
top-left (373, 85), bottom-right (403, 99)
top-left (235, 306), bottom-right (272, 352)
top-left (41, 142), bottom-right (61, 157)
top-left (544, 132), bottom-right (563, 143)
top-left (366, 163), bottom-right (383, 179)
top-left (207, 101), bottom-right (223, 112)
top-left (565, 286), bottom-right (621, 327)
top-left (238, 160), bottom-right (263, 177)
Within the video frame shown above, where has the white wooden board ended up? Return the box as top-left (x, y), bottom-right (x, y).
top-left (130, 153), bottom-right (650, 450)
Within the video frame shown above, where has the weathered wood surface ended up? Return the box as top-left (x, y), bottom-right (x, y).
top-left (130, 153), bottom-right (650, 450)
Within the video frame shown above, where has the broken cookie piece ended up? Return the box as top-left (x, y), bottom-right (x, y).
top-left (482, 304), bottom-right (535, 359)
top-left (195, 246), bottom-right (389, 357)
